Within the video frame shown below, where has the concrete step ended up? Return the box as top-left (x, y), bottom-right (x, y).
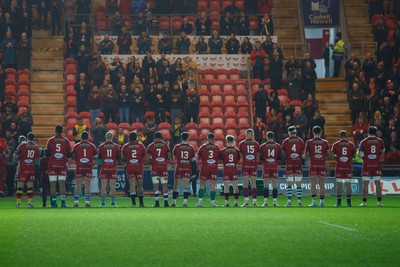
top-left (31, 81), bottom-right (65, 93)
top-left (31, 92), bottom-right (65, 103)
top-left (274, 17), bottom-right (298, 26)
top-left (345, 8), bottom-right (369, 16)
top-left (324, 114), bottom-right (352, 122)
top-left (275, 28), bottom-right (300, 39)
top-left (32, 38), bottom-right (64, 48)
top-left (32, 49), bottom-right (63, 60)
top-left (31, 71), bottom-right (64, 82)
top-left (271, 7), bottom-right (298, 17)
top-left (33, 114), bottom-right (65, 125)
top-left (273, 0), bottom-right (296, 7)
top-left (31, 59), bottom-right (64, 71)
top-left (31, 103), bottom-right (65, 114)
top-left (316, 92), bottom-right (348, 102)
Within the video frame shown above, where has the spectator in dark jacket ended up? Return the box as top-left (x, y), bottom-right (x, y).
top-left (98, 34), bottom-right (115, 54)
top-left (75, 45), bottom-right (90, 75)
top-left (240, 37), bottom-right (253, 54)
top-left (152, 83), bottom-right (169, 124)
top-left (176, 31), bottom-right (190, 54)
top-left (252, 84), bottom-right (269, 122)
top-left (137, 31), bottom-right (152, 54)
top-left (237, 12), bottom-right (250, 35)
top-left (88, 85), bottom-right (103, 124)
top-left (117, 27), bottom-right (132, 54)
top-left (195, 36), bottom-right (208, 54)
top-left (169, 83), bottom-right (184, 122)
top-left (372, 17), bottom-right (388, 48)
top-left (37, 0), bottom-right (49, 30)
top-left (157, 32), bottom-right (173, 54)
top-left (50, 0), bottom-right (61, 35)
top-left (301, 61), bottom-right (317, 97)
top-left (180, 17), bottom-right (193, 35)
top-left (220, 12), bottom-right (234, 35)
top-left (118, 84), bottom-right (131, 123)
top-left (131, 87), bottom-right (145, 123)
top-left (226, 33), bottom-right (240, 54)
top-left (269, 51), bottom-right (283, 90)
top-left (185, 89), bottom-right (199, 123)
top-left (195, 13), bottom-right (211, 36)
top-left (208, 30), bottom-right (223, 54)
top-left (110, 11), bottom-right (126, 34)
top-left (259, 13), bottom-right (274, 36)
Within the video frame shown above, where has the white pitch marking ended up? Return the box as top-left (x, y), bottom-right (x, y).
top-left (320, 222), bottom-right (357, 232)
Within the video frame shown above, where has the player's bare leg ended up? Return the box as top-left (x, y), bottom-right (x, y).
top-left (182, 178), bottom-right (190, 207)
top-left (232, 180), bottom-right (239, 207)
top-left (336, 180), bottom-right (343, 207)
top-left (241, 176), bottom-right (250, 207)
top-left (309, 175), bottom-right (318, 207)
top-left (318, 175), bottom-right (325, 207)
top-left (209, 179), bottom-right (217, 206)
top-left (223, 180), bottom-right (231, 207)
top-left (360, 179), bottom-right (369, 206)
top-left (129, 178), bottom-right (137, 207)
top-left (58, 178), bottom-right (67, 208)
top-left (197, 179), bottom-right (206, 207)
top-left (16, 181), bottom-right (24, 208)
top-left (375, 179), bottom-right (383, 206)
top-left (262, 178), bottom-right (269, 207)
top-left (109, 179), bottom-right (117, 207)
top-left (100, 178), bottom-right (108, 207)
top-left (84, 177), bottom-right (91, 207)
top-left (172, 177), bottom-right (181, 207)
top-left (136, 179), bottom-right (145, 207)
top-left (74, 177), bottom-right (83, 207)
top-left (161, 179), bottom-right (169, 207)
top-left (152, 177), bottom-right (161, 207)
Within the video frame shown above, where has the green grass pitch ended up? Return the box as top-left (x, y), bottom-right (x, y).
top-left (1, 195), bottom-right (400, 267)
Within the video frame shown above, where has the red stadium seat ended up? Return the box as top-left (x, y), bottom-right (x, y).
top-left (225, 122), bottom-right (238, 136)
top-left (223, 100), bottom-right (236, 113)
top-left (17, 69), bottom-right (30, 81)
top-left (228, 69), bottom-right (240, 80)
top-left (209, 0), bottom-right (221, 11)
top-left (237, 100), bottom-right (249, 113)
top-left (197, 0), bottom-right (208, 11)
top-left (17, 89), bottom-right (30, 103)
top-left (64, 58), bottom-right (77, 66)
top-left (211, 110), bottom-right (224, 124)
top-left (216, 69), bottom-right (228, 80)
top-left (198, 122), bottom-right (211, 136)
top-left (79, 111), bottom-right (92, 125)
top-left (198, 89), bottom-right (210, 102)
top-left (106, 122), bottom-right (118, 135)
top-left (211, 122), bottom-right (225, 136)
top-left (131, 122), bottom-right (145, 131)
top-left (159, 16), bottom-right (171, 31)
top-left (223, 89), bottom-right (235, 102)
top-left (210, 88), bottom-right (223, 102)
top-left (66, 111), bottom-right (78, 125)
top-left (186, 122), bottom-right (199, 136)
top-left (222, 80), bottom-right (234, 92)
top-left (249, 16), bottom-right (259, 30)
top-left (199, 100), bottom-right (211, 112)
top-left (66, 123), bottom-right (76, 136)
top-left (234, 0), bottom-right (244, 10)
top-left (198, 110), bottom-right (211, 124)
top-left (235, 79), bottom-right (246, 91)
top-left (204, 69), bottom-right (216, 80)
top-left (211, 100), bottom-right (223, 113)
top-left (159, 122), bottom-right (171, 130)
top-left (224, 111), bottom-right (237, 124)
top-left (237, 111), bottom-right (250, 124)
top-left (172, 16), bottom-right (183, 31)
top-left (209, 79), bottom-right (221, 91)
top-left (200, 79), bottom-right (208, 91)
top-left (222, 0), bottom-right (233, 9)
top-left (5, 68), bottom-right (17, 80)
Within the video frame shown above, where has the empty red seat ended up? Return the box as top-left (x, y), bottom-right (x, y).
top-left (203, 69), bottom-right (215, 80)
top-left (186, 122), bottom-right (199, 136)
top-left (211, 110), bottom-right (223, 124)
top-left (224, 100), bottom-right (236, 113)
top-left (224, 111), bottom-right (237, 124)
top-left (225, 122), bottom-right (238, 136)
top-left (209, 0), bottom-right (221, 10)
top-left (210, 88), bottom-right (223, 102)
top-left (211, 100), bottom-right (223, 113)
top-left (198, 89), bottom-right (210, 102)
top-left (79, 111), bottom-right (92, 125)
top-left (106, 122), bottom-right (118, 135)
top-left (249, 16), bottom-right (258, 30)
top-left (172, 16), bottom-right (183, 31)
top-left (17, 69), bottom-right (30, 81)
top-left (159, 16), bottom-right (171, 31)
top-left (216, 69), bottom-right (228, 80)
top-left (228, 69), bottom-right (240, 80)
top-left (235, 79), bottom-right (246, 91)
top-left (198, 110), bottom-right (211, 124)
top-left (131, 122), bottom-right (145, 131)
top-left (66, 111), bottom-right (78, 125)
top-left (222, 80), bottom-right (234, 92)
top-left (198, 122), bottom-right (211, 136)
top-left (5, 68), bottom-right (17, 80)
top-left (211, 122), bottom-right (225, 136)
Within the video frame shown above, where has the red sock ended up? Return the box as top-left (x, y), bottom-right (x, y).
top-left (251, 188), bottom-right (258, 199)
top-left (243, 187), bottom-right (249, 198)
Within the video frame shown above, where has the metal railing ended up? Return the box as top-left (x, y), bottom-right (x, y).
top-left (348, 42), bottom-right (378, 61)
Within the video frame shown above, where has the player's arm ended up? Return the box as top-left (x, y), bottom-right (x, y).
top-left (358, 143), bottom-right (364, 159)
top-left (326, 142), bottom-right (331, 159)
top-left (331, 145), bottom-right (337, 160)
top-left (303, 142), bottom-right (309, 159)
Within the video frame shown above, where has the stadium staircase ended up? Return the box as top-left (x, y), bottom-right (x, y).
top-left (30, 30), bottom-right (65, 146)
top-left (315, 78), bottom-right (351, 144)
top-left (344, 0), bottom-right (376, 57)
top-left (272, 0), bottom-right (303, 57)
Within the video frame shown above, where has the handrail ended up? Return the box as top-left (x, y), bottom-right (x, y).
top-left (347, 42), bottom-right (377, 61)
top-left (340, 0), bottom-right (350, 77)
top-left (297, 0), bottom-right (306, 44)
top-left (246, 57), bottom-right (254, 128)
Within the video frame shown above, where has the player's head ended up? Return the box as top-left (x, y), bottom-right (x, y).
top-left (245, 129), bottom-right (254, 139)
top-left (207, 133), bottom-right (215, 143)
top-left (55, 124), bottom-right (63, 135)
top-left (18, 135), bottom-right (26, 144)
top-left (339, 130), bottom-right (347, 139)
top-left (154, 131), bottom-right (162, 141)
top-left (312, 126), bottom-right (322, 136)
top-left (226, 135), bottom-right (235, 145)
top-left (129, 131), bottom-right (137, 142)
top-left (288, 126), bottom-right (297, 136)
top-left (368, 126), bottom-right (377, 136)
top-left (105, 131), bottom-right (113, 141)
top-left (181, 132), bottom-right (189, 142)
top-left (27, 132), bottom-right (35, 141)
top-left (81, 131), bottom-right (89, 141)
top-left (266, 131), bottom-right (274, 141)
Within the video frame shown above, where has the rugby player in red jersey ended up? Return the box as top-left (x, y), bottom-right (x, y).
top-left (197, 133), bottom-right (220, 207)
top-left (331, 130), bottom-right (356, 207)
top-left (121, 132), bottom-right (147, 207)
top-left (98, 132), bottom-right (120, 207)
top-left (72, 131), bottom-right (97, 208)
top-left (220, 135), bottom-right (241, 207)
top-left (359, 126), bottom-right (385, 206)
top-left (0, 136), bottom-right (7, 197)
top-left (172, 132), bottom-right (196, 207)
top-left (259, 131), bottom-right (282, 207)
top-left (238, 129), bottom-right (260, 207)
top-left (147, 131), bottom-right (171, 207)
top-left (45, 125), bottom-right (71, 208)
top-left (304, 126), bottom-right (330, 207)
top-left (282, 126), bottom-right (305, 207)
top-left (14, 132), bottom-right (40, 208)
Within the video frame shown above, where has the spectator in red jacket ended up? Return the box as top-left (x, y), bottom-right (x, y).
top-left (351, 117), bottom-right (369, 146)
top-left (250, 41), bottom-right (267, 80)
